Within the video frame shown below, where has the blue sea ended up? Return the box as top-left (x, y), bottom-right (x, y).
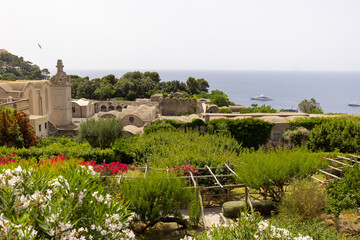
top-left (67, 69), bottom-right (360, 114)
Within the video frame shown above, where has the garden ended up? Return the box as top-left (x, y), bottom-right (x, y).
top-left (2, 106), bottom-right (360, 239)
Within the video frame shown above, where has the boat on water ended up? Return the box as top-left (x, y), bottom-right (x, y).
top-left (251, 94), bottom-right (274, 101)
top-left (348, 102), bottom-right (360, 107)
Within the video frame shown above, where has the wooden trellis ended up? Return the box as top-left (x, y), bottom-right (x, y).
top-left (311, 154), bottom-right (360, 184)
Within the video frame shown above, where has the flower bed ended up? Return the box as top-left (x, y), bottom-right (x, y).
top-left (0, 156), bottom-right (135, 239)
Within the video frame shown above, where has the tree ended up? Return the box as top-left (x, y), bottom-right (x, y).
top-left (77, 118), bottom-right (123, 149)
top-left (298, 98), bottom-right (323, 114)
top-left (0, 107), bottom-right (38, 148)
top-left (186, 77), bottom-right (209, 95)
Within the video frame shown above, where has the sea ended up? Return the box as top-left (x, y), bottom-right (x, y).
top-left (66, 69), bottom-right (360, 114)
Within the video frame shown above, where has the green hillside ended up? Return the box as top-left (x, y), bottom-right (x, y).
top-left (0, 52), bottom-right (49, 80)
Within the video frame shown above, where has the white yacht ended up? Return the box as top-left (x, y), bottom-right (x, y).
top-left (348, 102), bottom-right (360, 107)
top-left (251, 94), bottom-right (274, 101)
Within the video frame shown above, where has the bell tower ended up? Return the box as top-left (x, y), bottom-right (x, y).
top-left (49, 60), bottom-right (72, 127)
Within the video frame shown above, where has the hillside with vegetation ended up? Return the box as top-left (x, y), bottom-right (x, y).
top-left (0, 52), bottom-right (50, 80)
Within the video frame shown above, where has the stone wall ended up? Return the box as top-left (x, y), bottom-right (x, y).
top-left (159, 97), bottom-right (197, 116)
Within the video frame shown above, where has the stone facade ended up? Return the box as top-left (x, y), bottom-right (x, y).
top-left (49, 60), bottom-right (72, 127)
top-left (159, 97), bottom-right (197, 116)
top-left (72, 99), bottom-right (95, 118)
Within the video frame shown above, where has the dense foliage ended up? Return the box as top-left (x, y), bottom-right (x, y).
top-left (197, 89), bottom-right (232, 107)
top-left (298, 98), bottom-right (323, 114)
top-left (0, 157), bottom-right (135, 239)
top-left (120, 171), bottom-right (198, 231)
top-left (193, 210), bottom-right (313, 240)
top-left (77, 118), bottom-right (123, 149)
top-left (217, 108), bottom-right (232, 113)
top-left (240, 104), bottom-right (277, 113)
top-left (309, 116), bottom-right (360, 153)
top-left (0, 138), bottom-right (116, 163)
top-left (288, 117), bottom-right (328, 131)
top-left (0, 107), bottom-right (38, 148)
top-left (207, 118), bottom-right (274, 149)
top-left (234, 149), bottom-right (325, 201)
top-left (326, 165), bottom-right (360, 217)
top-left (0, 53), bottom-right (49, 80)
top-left (127, 130), bottom-right (241, 167)
top-left (71, 72), bottom-right (210, 101)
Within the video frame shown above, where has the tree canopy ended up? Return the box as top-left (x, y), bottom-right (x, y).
top-left (298, 98), bottom-right (323, 114)
top-left (0, 53), bottom-right (49, 80)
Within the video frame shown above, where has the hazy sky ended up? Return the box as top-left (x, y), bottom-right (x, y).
top-left (3, 0), bottom-right (360, 72)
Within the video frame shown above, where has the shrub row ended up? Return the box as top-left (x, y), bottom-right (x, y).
top-left (145, 118), bottom-right (274, 149)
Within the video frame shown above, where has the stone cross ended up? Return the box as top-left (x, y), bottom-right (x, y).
top-left (56, 59), bottom-right (64, 73)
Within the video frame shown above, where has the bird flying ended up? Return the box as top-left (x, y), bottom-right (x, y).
top-left (38, 43), bottom-right (42, 50)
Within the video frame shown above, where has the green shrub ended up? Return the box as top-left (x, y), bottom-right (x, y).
top-left (217, 108), bottom-right (232, 113)
top-left (279, 178), bottom-right (326, 220)
top-left (194, 210), bottom-right (313, 240)
top-left (77, 118), bottom-right (123, 149)
top-left (120, 171), bottom-right (196, 230)
top-left (288, 117), bottom-right (330, 130)
top-left (234, 149), bottom-right (325, 201)
top-left (309, 116), bottom-right (360, 153)
top-left (0, 142), bottom-right (117, 163)
top-left (326, 165), bottom-right (360, 217)
top-left (128, 130), bottom-right (241, 167)
top-left (240, 104), bottom-right (277, 114)
top-left (282, 127), bottom-right (310, 146)
top-left (207, 118), bottom-right (274, 149)
top-left (298, 98), bottom-right (323, 114)
top-left (144, 123), bottom-right (177, 134)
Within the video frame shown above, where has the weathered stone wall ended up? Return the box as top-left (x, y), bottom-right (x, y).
top-left (94, 101), bottom-right (158, 113)
top-left (159, 97), bottom-right (197, 116)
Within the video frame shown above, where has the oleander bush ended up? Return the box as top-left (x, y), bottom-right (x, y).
top-left (234, 149), bottom-right (325, 201)
top-left (0, 156), bottom-right (135, 239)
top-left (120, 171), bottom-right (199, 231)
top-left (191, 210), bottom-right (313, 240)
top-left (128, 130), bottom-right (241, 167)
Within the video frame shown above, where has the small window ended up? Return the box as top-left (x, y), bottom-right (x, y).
top-left (129, 117), bottom-right (134, 123)
top-left (72, 107), bottom-right (76, 113)
top-left (44, 123), bottom-right (47, 129)
top-left (39, 125), bottom-right (41, 132)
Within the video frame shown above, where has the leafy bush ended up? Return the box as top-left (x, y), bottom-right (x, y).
top-left (207, 118), bottom-right (274, 149)
top-left (0, 158), bottom-right (135, 239)
top-left (120, 171), bottom-right (197, 231)
top-left (192, 210), bottom-right (312, 240)
top-left (0, 141), bottom-right (116, 163)
top-left (279, 178), bottom-right (326, 220)
top-left (288, 117), bottom-right (329, 131)
top-left (298, 98), bottom-right (323, 114)
top-left (234, 149), bottom-right (325, 201)
top-left (143, 123), bottom-right (177, 134)
top-left (309, 116), bottom-right (360, 153)
top-left (0, 107), bottom-right (38, 148)
top-left (128, 130), bottom-right (241, 167)
top-left (283, 127), bottom-right (310, 146)
top-left (240, 104), bottom-right (277, 114)
top-left (77, 118), bottom-right (123, 149)
top-left (326, 165), bottom-right (360, 217)
top-left (217, 108), bottom-right (232, 113)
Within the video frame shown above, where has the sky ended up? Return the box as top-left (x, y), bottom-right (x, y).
top-left (2, 0), bottom-right (360, 72)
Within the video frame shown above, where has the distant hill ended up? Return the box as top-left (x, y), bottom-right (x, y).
top-left (0, 51), bottom-right (49, 80)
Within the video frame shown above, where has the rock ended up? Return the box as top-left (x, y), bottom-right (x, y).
top-left (222, 200), bottom-right (276, 218)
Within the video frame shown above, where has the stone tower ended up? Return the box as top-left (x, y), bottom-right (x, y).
top-left (49, 60), bottom-right (72, 127)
